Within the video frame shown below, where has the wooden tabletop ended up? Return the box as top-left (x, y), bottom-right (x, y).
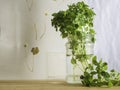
top-left (0, 80), bottom-right (120, 90)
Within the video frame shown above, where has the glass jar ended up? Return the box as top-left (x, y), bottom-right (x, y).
top-left (85, 34), bottom-right (94, 55)
top-left (66, 35), bottom-right (94, 84)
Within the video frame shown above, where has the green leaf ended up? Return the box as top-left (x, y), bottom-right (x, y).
top-left (76, 31), bottom-right (82, 38)
top-left (108, 81), bottom-right (113, 87)
top-left (103, 62), bottom-right (108, 66)
top-left (71, 58), bottom-right (76, 64)
top-left (88, 64), bottom-right (94, 70)
top-left (91, 71), bottom-right (97, 75)
top-left (110, 69), bottom-right (115, 72)
top-left (90, 29), bottom-right (95, 34)
top-left (102, 62), bottom-right (108, 70)
top-left (80, 75), bottom-right (85, 79)
top-left (61, 32), bottom-right (68, 38)
top-left (99, 59), bottom-right (103, 65)
top-left (103, 65), bottom-right (108, 71)
top-left (103, 72), bottom-right (110, 79)
top-left (91, 37), bottom-right (96, 43)
top-left (92, 56), bottom-right (98, 65)
top-left (93, 79), bottom-right (98, 83)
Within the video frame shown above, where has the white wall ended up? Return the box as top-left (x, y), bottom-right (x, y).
top-left (0, 0), bottom-right (18, 79)
top-left (0, 0), bottom-right (82, 80)
top-left (0, 0), bottom-right (120, 80)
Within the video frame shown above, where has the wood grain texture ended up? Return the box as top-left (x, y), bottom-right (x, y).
top-left (0, 80), bottom-right (120, 90)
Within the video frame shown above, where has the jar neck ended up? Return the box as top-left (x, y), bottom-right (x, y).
top-left (67, 33), bottom-right (94, 43)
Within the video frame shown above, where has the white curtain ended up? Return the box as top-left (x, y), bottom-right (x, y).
top-left (87, 0), bottom-right (120, 71)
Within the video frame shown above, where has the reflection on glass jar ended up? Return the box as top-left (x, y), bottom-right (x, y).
top-left (66, 34), bottom-right (94, 84)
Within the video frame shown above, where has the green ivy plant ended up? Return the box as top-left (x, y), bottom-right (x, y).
top-left (51, 1), bottom-right (95, 67)
top-left (80, 56), bottom-right (120, 87)
top-left (51, 1), bottom-right (120, 87)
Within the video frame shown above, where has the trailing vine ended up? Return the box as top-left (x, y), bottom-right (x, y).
top-left (51, 1), bottom-right (120, 87)
top-left (80, 56), bottom-right (120, 87)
